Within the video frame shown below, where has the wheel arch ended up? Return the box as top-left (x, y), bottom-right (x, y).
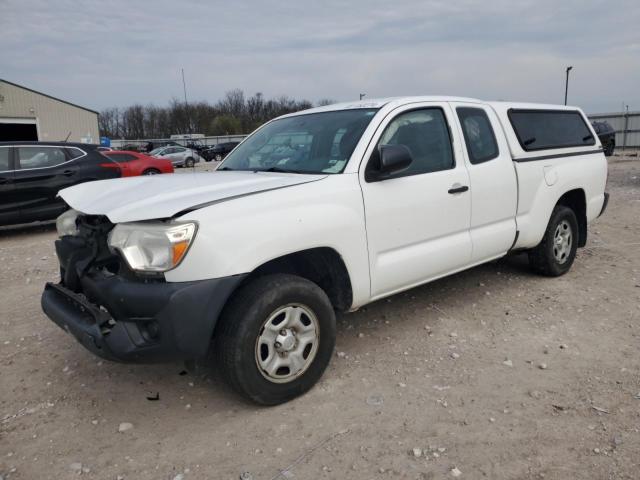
top-left (556, 188), bottom-right (587, 247)
top-left (242, 247), bottom-right (354, 312)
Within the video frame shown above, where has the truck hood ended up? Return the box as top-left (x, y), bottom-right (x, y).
top-left (59, 171), bottom-right (326, 223)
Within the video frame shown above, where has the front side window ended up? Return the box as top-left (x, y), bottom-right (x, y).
top-left (508, 109), bottom-right (595, 151)
top-left (457, 107), bottom-right (499, 164)
top-left (370, 108), bottom-right (454, 177)
top-left (220, 109), bottom-right (378, 174)
top-left (17, 147), bottom-right (67, 169)
top-left (0, 147), bottom-right (10, 171)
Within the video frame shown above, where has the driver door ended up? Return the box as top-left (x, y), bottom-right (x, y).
top-left (359, 103), bottom-right (472, 299)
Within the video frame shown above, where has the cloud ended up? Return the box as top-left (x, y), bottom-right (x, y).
top-left (1, 0), bottom-right (638, 113)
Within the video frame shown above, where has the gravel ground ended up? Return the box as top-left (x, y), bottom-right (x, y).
top-left (1, 158), bottom-right (639, 480)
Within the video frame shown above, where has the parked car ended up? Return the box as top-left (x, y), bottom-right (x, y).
top-left (147, 141), bottom-right (180, 152)
top-left (0, 141), bottom-right (121, 226)
top-left (592, 121), bottom-right (616, 156)
top-left (151, 146), bottom-right (200, 167)
top-left (202, 142), bottom-right (240, 162)
top-left (120, 143), bottom-right (144, 152)
top-left (41, 97), bottom-right (608, 405)
top-left (102, 150), bottom-right (174, 176)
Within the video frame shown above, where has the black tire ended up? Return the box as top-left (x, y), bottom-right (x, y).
top-left (185, 157), bottom-right (195, 168)
top-left (604, 142), bottom-right (615, 157)
top-left (215, 153), bottom-right (223, 162)
top-left (528, 205), bottom-right (579, 276)
top-left (142, 168), bottom-right (160, 175)
top-left (214, 274), bottom-right (336, 405)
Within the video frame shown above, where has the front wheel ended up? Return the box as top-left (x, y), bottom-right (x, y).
top-left (185, 157), bottom-right (195, 168)
top-left (142, 168), bottom-right (160, 175)
top-left (215, 153), bottom-right (223, 162)
top-left (214, 274), bottom-right (336, 405)
top-left (528, 205), bottom-right (578, 276)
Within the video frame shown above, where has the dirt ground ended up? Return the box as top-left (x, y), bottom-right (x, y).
top-left (1, 158), bottom-right (639, 480)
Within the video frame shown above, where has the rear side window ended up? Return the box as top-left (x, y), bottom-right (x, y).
top-left (66, 147), bottom-right (85, 159)
top-left (508, 109), bottom-right (595, 151)
top-left (457, 107), bottom-right (499, 164)
top-left (17, 146), bottom-right (67, 169)
top-left (107, 153), bottom-right (138, 162)
top-left (0, 147), bottom-right (10, 171)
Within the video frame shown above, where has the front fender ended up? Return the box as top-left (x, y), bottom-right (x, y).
top-left (165, 174), bottom-right (371, 307)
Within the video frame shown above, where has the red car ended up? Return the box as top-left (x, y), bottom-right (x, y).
top-left (103, 151), bottom-right (174, 177)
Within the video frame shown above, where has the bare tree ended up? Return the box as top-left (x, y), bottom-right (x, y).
top-left (99, 90), bottom-right (317, 140)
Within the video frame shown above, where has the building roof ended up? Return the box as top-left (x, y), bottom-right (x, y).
top-left (0, 78), bottom-right (99, 115)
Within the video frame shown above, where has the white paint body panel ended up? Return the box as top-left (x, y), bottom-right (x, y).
top-left (450, 102), bottom-right (518, 262)
top-left (168, 173), bottom-right (372, 308)
top-left (356, 102), bottom-right (472, 299)
top-left (59, 171), bottom-right (325, 223)
top-left (59, 96), bottom-right (608, 310)
top-left (489, 102), bottom-right (608, 248)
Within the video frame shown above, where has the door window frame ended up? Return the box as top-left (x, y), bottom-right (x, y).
top-left (0, 146), bottom-right (15, 173)
top-left (13, 145), bottom-right (86, 171)
top-left (456, 106), bottom-right (500, 165)
top-left (360, 103), bottom-right (458, 183)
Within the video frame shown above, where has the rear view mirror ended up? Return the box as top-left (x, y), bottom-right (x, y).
top-left (367, 144), bottom-right (413, 181)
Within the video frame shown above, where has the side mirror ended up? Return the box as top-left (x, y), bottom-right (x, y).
top-left (367, 144), bottom-right (413, 181)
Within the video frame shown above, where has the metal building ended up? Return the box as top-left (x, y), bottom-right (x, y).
top-left (0, 79), bottom-right (99, 143)
top-left (588, 110), bottom-right (640, 149)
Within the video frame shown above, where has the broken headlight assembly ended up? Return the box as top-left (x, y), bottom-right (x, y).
top-left (108, 221), bottom-right (197, 273)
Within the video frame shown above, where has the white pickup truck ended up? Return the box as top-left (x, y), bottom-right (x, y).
top-left (42, 96), bottom-right (608, 405)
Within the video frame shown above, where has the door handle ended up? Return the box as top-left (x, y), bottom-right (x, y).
top-left (62, 170), bottom-right (75, 177)
top-left (448, 185), bottom-right (469, 194)
top-left (0, 178), bottom-right (11, 185)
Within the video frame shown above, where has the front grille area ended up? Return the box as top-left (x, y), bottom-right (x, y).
top-left (56, 215), bottom-right (120, 291)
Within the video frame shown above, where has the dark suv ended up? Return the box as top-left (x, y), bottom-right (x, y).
top-left (0, 142), bottom-right (121, 226)
top-left (202, 142), bottom-right (240, 162)
top-left (592, 121), bottom-right (616, 156)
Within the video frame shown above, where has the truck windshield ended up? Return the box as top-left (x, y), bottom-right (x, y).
top-left (219, 109), bottom-right (378, 174)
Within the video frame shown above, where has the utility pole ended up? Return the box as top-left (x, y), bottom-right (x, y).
top-left (359, 93), bottom-right (366, 100)
top-left (564, 66), bottom-right (573, 105)
top-left (181, 68), bottom-right (191, 135)
top-left (622, 104), bottom-right (629, 152)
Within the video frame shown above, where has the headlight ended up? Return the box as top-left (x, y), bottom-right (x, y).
top-left (56, 209), bottom-right (80, 237)
top-left (108, 222), bottom-right (197, 272)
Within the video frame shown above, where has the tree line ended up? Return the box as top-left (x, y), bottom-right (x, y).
top-left (98, 90), bottom-right (335, 140)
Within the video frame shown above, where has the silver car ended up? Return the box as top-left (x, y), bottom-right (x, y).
top-left (151, 146), bottom-right (201, 168)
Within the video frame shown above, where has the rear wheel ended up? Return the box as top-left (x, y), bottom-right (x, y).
top-left (528, 205), bottom-right (578, 276)
top-left (604, 142), bottom-right (615, 156)
top-left (214, 274), bottom-right (336, 405)
top-left (215, 153), bottom-right (223, 162)
top-left (185, 157), bottom-right (195, 168)
top-left (142, 168), bottom-right (160, 175)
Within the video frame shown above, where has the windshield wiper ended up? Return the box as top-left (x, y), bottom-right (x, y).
top-left (217, 166), bottom-right (234, 171)
top-left (258, 167), bottom-right (302, 173)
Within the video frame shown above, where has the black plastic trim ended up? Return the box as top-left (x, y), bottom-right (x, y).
top-left (512, 148), bottom-right (604, 163)
top-left (599, 192), bottom-right (609, 217)
top-left (41, 273), bottom-right (247, 363)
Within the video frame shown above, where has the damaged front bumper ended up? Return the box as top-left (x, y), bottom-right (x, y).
top-left (42, 274), bottom-right (243, 362)
top-left (40, 216), bottom-right (245, 363)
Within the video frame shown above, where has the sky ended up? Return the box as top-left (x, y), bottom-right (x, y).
top-left (2, 0), bottom-right (639, 114)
